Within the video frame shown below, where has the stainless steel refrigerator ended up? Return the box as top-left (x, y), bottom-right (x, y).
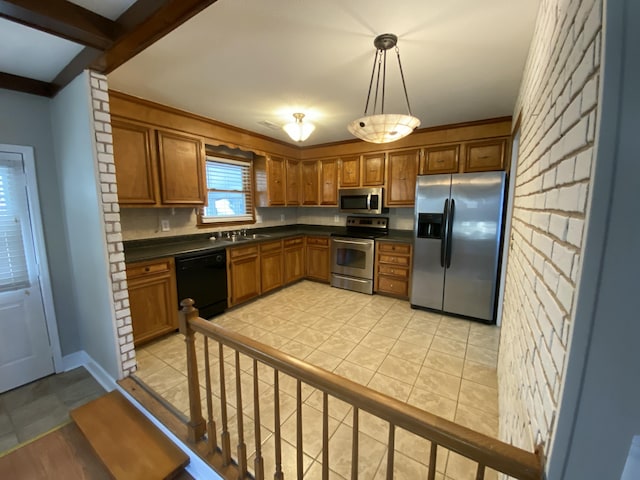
top-left (410, 171), bottom-right (506, 323)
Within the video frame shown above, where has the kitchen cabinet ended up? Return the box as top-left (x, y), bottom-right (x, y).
top-left (127, 258), bottom-right (178, 346)
top-left (283, 236), bottom-right (304, 284)
top-left (362, 153), bottom-right (385, 186)
top-left (319, 159), bottom-right (338, 205)
top-left (420, 145), bottom-right (460, 175)
top-left (112, 117), bottom-right (206, 207)
top-left (385, 149), bottom-right (420, 206)
top-left (285, 158), bottom-right (301, 206)
top-left (260, 240), bottom-right (284, 294)
top-left (339, 155), bottom-right (360, 188)
top-left (306, 236), bottom-right (330, 282)
top-left (463, 138), bottom-right (507, 172)
top-left (254, 155), bottom-right (286, 207)
top-left (301, 160), bottom-right (319, 205)
top-left (374, 241), bottom-right (413, 299)
top-left (227, 245), bottom-right (260, 307)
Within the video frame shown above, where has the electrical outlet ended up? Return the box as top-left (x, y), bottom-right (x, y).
top-left (160, 219), bottom-right (170, 232)
top-left (280, 214), bottom-right (285, 222)
top-left (256, 214), bottom-right (263, 223)
top-left (334, 215), bottom-right (340, 223)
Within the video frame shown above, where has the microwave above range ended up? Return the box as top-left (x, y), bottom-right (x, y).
top-left (338, 187), bottom-right (385, 215)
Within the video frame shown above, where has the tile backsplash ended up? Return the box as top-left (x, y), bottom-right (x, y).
top-left (120, 206), bottom-right (414, 241)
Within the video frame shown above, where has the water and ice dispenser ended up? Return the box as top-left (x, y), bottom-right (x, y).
top-left (417, 213), bottom-right (443, 239)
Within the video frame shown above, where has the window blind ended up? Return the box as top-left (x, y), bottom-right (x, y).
top-left (202, 157), bottom-right (254, 223)
top-left (0, 159), bottom-right (30, 292)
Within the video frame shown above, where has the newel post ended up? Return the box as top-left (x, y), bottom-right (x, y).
top-left (179, 298), bottom-right (206, 443)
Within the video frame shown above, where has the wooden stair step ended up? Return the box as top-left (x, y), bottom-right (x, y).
top-left (70, 390), bottom-right (190, 480)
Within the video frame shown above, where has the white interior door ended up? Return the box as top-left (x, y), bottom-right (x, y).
top-left (0, 150), bottom-right (53, 393)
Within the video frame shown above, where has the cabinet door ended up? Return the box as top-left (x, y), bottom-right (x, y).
top-left (464, 139), bottom-right (507, 172)
top-left (285, 158), bottom-right (301, 206)
top-left (339, 155), bottom-right (360, 188)
top-left (156, 130), bottom-right (206, 205)
top-left (362, 153), bottom-right (385, 186)
top-left (127, 259), bottom-right (178, 346)
top-left (260, 241), bottom-right (283, 294)
top-left (421, 145), bottom-right (460, 174)
top-left (112, 119), bottom-right (158, 205)
top-left (319, 158), bottom-right (338, 205)
top-left (386, 149), bottom-right (420, 206)
top-left (228, 254), bottom-right (260, 307)
top-left (266, 156), bottom-right (286, 206)
top-left (306, 237), bottom-right (330, 282)
top-left (283, 244), bottom-right (305, 284)
top-left (301, 160), bottom-right (319, 205)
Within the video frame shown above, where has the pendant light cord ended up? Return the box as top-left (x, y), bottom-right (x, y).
top-left (395, 46), bottom-right (413, 116)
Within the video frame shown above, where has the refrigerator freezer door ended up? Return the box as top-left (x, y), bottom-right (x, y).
top-left (410, 174), bottom-right (452, 310)
top-left (443, 171), bottom-right (506, 321)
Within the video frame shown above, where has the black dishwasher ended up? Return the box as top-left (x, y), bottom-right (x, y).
top-left (175, 249), bottom-right (227, 319)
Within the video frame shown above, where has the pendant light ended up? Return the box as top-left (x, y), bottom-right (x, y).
top-left (283, 112), bottom-right (315, 142)
top-left (348, 33), bottom-right (421, 144)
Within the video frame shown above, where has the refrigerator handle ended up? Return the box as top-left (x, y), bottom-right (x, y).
top-left (446, 198), bottom-right (455, 268)
top-left (440, 199), bottom-right (449, 268)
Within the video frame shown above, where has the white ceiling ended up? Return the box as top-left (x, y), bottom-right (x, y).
top-left (1, 0), bottom-right (540, 146)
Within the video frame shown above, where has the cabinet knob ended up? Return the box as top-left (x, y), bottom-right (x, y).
top-left (144, 267), bottom-right (150, 272)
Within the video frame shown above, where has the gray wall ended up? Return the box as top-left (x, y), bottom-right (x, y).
top-left (50, 72), bottom-right (120, 378)
top-left (548, 0), bottom-right (640, 477)
top-left (0, 88), bottom-right (80, 356)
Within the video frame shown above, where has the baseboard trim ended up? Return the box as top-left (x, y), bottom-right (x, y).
top-left (62, 350), bottom-right (118, 392)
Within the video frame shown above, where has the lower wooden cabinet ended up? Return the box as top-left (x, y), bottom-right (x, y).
top-left (127, 258), bottom-right (178, 346)
top-left (228, 245), bottom-right (261, 307)
top-left (374, 241), bottom-right (413, 299)
top-left (283, 237), bottom-right (305, 284)
top-left (306, 236), bottom-right (330, 283)
top-left (260, 240), bottom-right (283, 294)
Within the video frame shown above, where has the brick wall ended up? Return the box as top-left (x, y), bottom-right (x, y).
top-left (498, 0), bottom-right (602, 452)
top-left (89, 71), bottom-right (136, 376)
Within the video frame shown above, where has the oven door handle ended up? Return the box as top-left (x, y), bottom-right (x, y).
top-left (332, 274), bottom-right (371, 284)
top-left (333, 239), bottom-right (372, 247)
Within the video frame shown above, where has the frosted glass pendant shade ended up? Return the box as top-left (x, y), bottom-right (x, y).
top-left (348, 113), bottom-right (421, 144)
top-left (283, 113), bottom-right (315, 142)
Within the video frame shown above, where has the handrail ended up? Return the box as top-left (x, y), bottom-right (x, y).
top-left (180, 300), bottom-right (543, 480)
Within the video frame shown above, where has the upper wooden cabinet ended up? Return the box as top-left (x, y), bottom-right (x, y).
top-left (319, 158), bottom-right (338, 206)
top-left (301, 160), bottom-right (319, 205)
top-left (463, 138), bottom-right (507, 172)
top-left (285, 158), bottom-right (301, 206)
top-left (420, 145), bottom-right (460, 175)
top-left (112, 119), bottom-right (157, 205)
top-left (386, 149), bottom-right (420, 206)
top-left (362, 153), bottom-right (385, 186)
top-left (112, 118), bottom-right (206, 207)
top-left (339, 155), bottom-right (360, 188)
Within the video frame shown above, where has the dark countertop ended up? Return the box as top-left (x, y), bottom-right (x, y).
top-left (124, 224), bottom-right (414, 263)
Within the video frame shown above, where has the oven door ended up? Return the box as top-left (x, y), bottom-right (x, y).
top-left (331, 236), bottom-right (375, 280)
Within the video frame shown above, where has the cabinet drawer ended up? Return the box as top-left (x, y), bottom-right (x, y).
top-left (306, 236), bottom-right (329, 246)
top-left (378, 265), bottom-right (409, 278)
top-left (228, 245), bottom-right (259, 259)
top-left (378, 254), bottom-right (410, 267)
top-left (378, 275), bottom-right (409, 296)
top-left (260, 240), bottom-right (282, 253)
top-left (283, 236), bottom-right (304, 248)
top-left (378, 242), bottom-right (411, 255)
top-left (127, 259), bottom-right (172, 278)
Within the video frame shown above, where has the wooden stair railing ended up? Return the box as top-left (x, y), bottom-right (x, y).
top-left (179, 299), bottom-right (544, 480)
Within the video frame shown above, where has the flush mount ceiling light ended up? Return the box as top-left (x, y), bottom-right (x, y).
top-left (348, 33), bottom-right (421, 144)
top-left (283, 112), bottom-right (315, 142)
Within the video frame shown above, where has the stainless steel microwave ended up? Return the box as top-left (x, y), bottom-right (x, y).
top-left (338, 187), bottom-right (384, 214)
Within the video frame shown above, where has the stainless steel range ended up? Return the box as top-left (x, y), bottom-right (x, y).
top-left (330, 216), bottom-right (389, 294)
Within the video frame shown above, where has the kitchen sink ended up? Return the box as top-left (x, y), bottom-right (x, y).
top-left (228, 236), bottom-right (251, 242)
top-left (249, 233), bottom-right (271, 239)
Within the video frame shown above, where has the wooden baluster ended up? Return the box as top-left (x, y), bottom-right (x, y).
top-left (386, 424), bottom-right (395, 480)
top-left (235, 351), bottom-right (247, 477)
top-left (178, 299), bottom-right (205, 443)
top-left (218, 343), bottom-right (231, 466)
top-left (322, 392), bottom-right (329, 480)
top-left (253, 360), bottom-right (264, 480)
top-left (203, 337), bottom-right (217, 454)
top-left (273, 370), bottom-right (283, 480)
top-left (351, 407), bottom-right (359, 480)
top-left (296, 379), bottom-right (303, 480)
top-left (427, 441), bottom-right (438, 480)
top-left (475, 463), bottom-right (486, 480)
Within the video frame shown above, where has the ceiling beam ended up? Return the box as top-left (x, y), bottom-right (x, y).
top-left (0, 72), bottom-right (54, 97)
top-left (0, 0), bottom-right (121, 50)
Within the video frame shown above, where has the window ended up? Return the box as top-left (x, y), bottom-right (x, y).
top-left (0, 158), bottom-right (30, 292)
top-left (200, 155), bottom-right (254, 224)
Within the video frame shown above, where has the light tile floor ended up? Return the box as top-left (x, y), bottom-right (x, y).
top-left (136, 281), bottom-right (501, 480)
top-left (0, 367), bottom-right (106, 453)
